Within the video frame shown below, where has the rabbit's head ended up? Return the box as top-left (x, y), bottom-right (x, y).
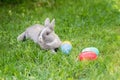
top-left (39, 18), bottom-right (55, 43)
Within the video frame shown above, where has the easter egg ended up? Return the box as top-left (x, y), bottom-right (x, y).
top-left (79, 51), bottom-right (97, 61)
top-left (60, 41), bottom-right (72, 54)
top-left (82, 47), bottom-right (99, 55)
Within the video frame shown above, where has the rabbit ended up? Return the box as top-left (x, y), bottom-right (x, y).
top-left (17, 18), bottom-right (62, 53)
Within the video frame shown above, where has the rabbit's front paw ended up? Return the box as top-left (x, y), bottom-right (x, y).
top-left (51, 49), bottom-right (57, 54)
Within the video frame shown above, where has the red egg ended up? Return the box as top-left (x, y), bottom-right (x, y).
top-left (79, 51), bottom-right (97, 61)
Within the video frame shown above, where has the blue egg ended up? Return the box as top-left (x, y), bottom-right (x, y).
top-left (60, 44), bottom-right (72, 54)
top-left (82, 47), bottom-right (99, 55)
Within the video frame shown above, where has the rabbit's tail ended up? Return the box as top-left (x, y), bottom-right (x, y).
top-left (17, 32), bottom-right (26, 41)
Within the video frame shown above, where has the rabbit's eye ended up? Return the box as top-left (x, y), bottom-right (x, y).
top-left (46, 32), bottom-right (49, 35)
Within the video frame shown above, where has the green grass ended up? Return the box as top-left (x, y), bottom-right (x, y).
top-left (0, 0), bottom-right (120, 80)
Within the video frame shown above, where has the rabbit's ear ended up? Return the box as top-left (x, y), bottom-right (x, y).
top-left (51, 19), bottom-right (55, 26)
top-left (44, 18), bottom-right (50, 26)
top-left (50, 19), bottom-right (55, 30)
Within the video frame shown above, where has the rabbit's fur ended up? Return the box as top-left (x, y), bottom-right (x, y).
top-left (17, 18), bottom-right (62, 53)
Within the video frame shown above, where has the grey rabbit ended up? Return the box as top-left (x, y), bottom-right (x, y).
top-left (17, 18), bottom-right (62, 53)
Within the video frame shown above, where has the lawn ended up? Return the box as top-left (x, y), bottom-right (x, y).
top-left (0, 0), bottom-right (120, 80)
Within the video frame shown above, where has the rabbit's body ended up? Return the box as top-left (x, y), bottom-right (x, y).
top-left (24, 24), bottom-right (44, 43)
top-left (17, 18), bottom-right (61, 52)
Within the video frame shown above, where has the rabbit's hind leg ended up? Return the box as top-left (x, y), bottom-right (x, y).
top-left (17, 32), bottom-right (26, 41)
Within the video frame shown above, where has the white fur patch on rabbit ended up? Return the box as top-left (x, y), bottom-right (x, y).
top-left (17, 18), bottom-right (62, 53)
